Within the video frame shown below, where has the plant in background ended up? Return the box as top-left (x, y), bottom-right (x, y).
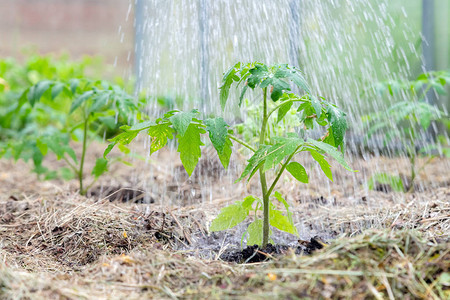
top-left (364, 70), bottom-right (449, 192)
top-left (105, 62), bottom-right (354, 247)
top-left (0, 79), bottom-right (140, 195)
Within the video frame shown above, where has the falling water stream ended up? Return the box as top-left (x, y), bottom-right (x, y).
top-left (118, 0), bottom-right (449, 251)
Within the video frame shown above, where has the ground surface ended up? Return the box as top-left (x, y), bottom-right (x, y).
top-left (0, 147), bottom-right (449, 299)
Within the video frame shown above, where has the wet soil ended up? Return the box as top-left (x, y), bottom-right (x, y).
top-left (220, 238), bottom-right (325, 263)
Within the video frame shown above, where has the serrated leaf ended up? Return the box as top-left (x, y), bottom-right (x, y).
top-left (205, 117), bottom-right (229, 153)
top-left (326, 104), bottom-right (347, 147)
top-left (169, 110), bottom-right (198, 136)
top-left (70, 90), bottom-right (94, 114)
top-left (148, 123), bottom-right (175, 154)
top-left (220, 62), bottom-right (241, 111)
top-left (92, 158), bottom-right (108, 178)
top-left (69, 78), bottom-right (79, 94)
top-left (237, 145), bottom-right (270, 182)
top-left (51, 82), bottom-right (65, 100)
top-left (310, 95), bottom-right (322, 118)
top-left (210, 201), bottom-right (249, 231)
top-left (263, 134), bottom-right (303, 172)
top-left (274, 64), bottom-right (311, 94)
top-left (286, 161), bottom-right (308, 183)
top-left (277, 101), bottom-right (293, 123)
top-left (307, 139), bottom-right (354, 172)
top-left (218, 138), bottom-right (232, 169)
top-left (88, 91), bottom-right (110, 114)
top-left (270, 209), bottom-right (298, 235)
top-left (177, 123), bottom-right (205, 176)
top-left (239, 84), bottom-right (249, 107)
top-left (130, 120), bottom-right (154, 131)
top-left (28, 80), bottom-right (52, 106)
top-left (270, 77), bottom-right (290, 101)
top-left (246, 219), bottom-right (264, 246)
top-left (308, 148), bottom-right (333, 181)
top-left (247, 64), bottom-right (268, 89)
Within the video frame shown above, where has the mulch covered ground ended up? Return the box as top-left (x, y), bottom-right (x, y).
top-left (0, 148), bottom-right (449, 299)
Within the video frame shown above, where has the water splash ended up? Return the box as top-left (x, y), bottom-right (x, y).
top-left (129, 0), bottom-right (447, 209)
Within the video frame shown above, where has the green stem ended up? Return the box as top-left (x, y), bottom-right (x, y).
top-left (267, 98), bottom-right (306, 119)
top-left (259, 88), bottom-right (270, 247)
top-left (229, 134), bottom-right (256, 152)
top-left (79, 117), bottom-right (89, 195)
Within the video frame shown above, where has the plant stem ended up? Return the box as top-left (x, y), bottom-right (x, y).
top-left (259, 87), bottom-right (270, 247)
top-left (267, 150), bottom-right (298, 197)
top-left (267, 98), bottom-right (306, 119)
top-left (229, 134), bottom-right (256, 152)
top-left (79, 117), bottom-right (89, 195)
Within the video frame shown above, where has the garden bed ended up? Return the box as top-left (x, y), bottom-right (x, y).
top-left (0, 152), bottom-right (449, 299)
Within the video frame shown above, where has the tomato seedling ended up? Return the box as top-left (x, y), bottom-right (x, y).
top-left (364, 70), bottom-right (449, 192)
top-left (106, 62), bottom-right (355, 247)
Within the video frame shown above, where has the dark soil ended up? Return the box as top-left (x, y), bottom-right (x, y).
top-left (220, 237), bottom-right (325, 263)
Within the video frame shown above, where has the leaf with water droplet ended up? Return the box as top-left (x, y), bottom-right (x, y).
top-left (210, 201), bottom-right (250, 232)
top-left (246, 219), bottom-right (263, 246)
top-left (263, 134), bottom-right (303, 172)
top-left (147, 123), bottom-right (175, 155)
top-left (205, 117), bottom-right (232, 169)
top-left (169, 110), bottom-right (198, 137)
top-left (177, 123), bottom-right (205, 176)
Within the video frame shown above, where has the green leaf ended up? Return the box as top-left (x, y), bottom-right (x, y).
top-left (277, 101), bottom-right (293, 123)
top-left (308, 148), bottom-right (333, 181)
top-left (169, 110), bottom-right (198, 136)
top-left (270, 77), bottom-right (290, 101)
top-left (368, 173), bottom-right (404, 192)
top-left (307, 139), bottom-right (354, 172)
top-left (218, 139), bottom-right (232, 169)
top-left (51, 82), bottom-right (65, 100)
top-left (205, 117), bottom-right (233, 169)
top-left (220, 62), bottom-right (241, 111)
top-left (177, 123), bottom-right (205, 176)
top-left (205, 117), bottom-right (229, 153)
top-left (237, 145), bottom-right (270, 182)
top-left (88, 91), bottom-right (110, 114)
top-left (286, 161), bottom-right (308, 183)
top-left (148, 123), bottom-right (175, 154)
top-left (28, 80), bottom-right (52, 106)
top-left (70, 90), bottom-right (94, 114)
top-left (274, 64), bottom-right (311, 94)
top-left (36, 138), bottom-right (48, 156)
top-left (310, 95), bottom-right (322, 118)
top-left (69, 78), bottom-right (79, 94)
top-left (210, 201), bottom-right (249, 231)
top-left (92, 158), bottom-right (109, 178)
top-left (270, 209), bottom-right (298, 235)
top-left (246, 219), bottom-right (264, 246)
top-left (263, 134), bottom-right (303, 172)
top-left (326, 104), bottom-right (347, 147)
top-left (247, 64), bottom-right (268, 89)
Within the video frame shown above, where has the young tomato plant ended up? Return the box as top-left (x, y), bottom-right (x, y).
top-left (105, 62), bottom-right (355, 247)
top-left (1, 79), bottom-right (140, 195)
top-left (364, 70), bottom-right (449, 192)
